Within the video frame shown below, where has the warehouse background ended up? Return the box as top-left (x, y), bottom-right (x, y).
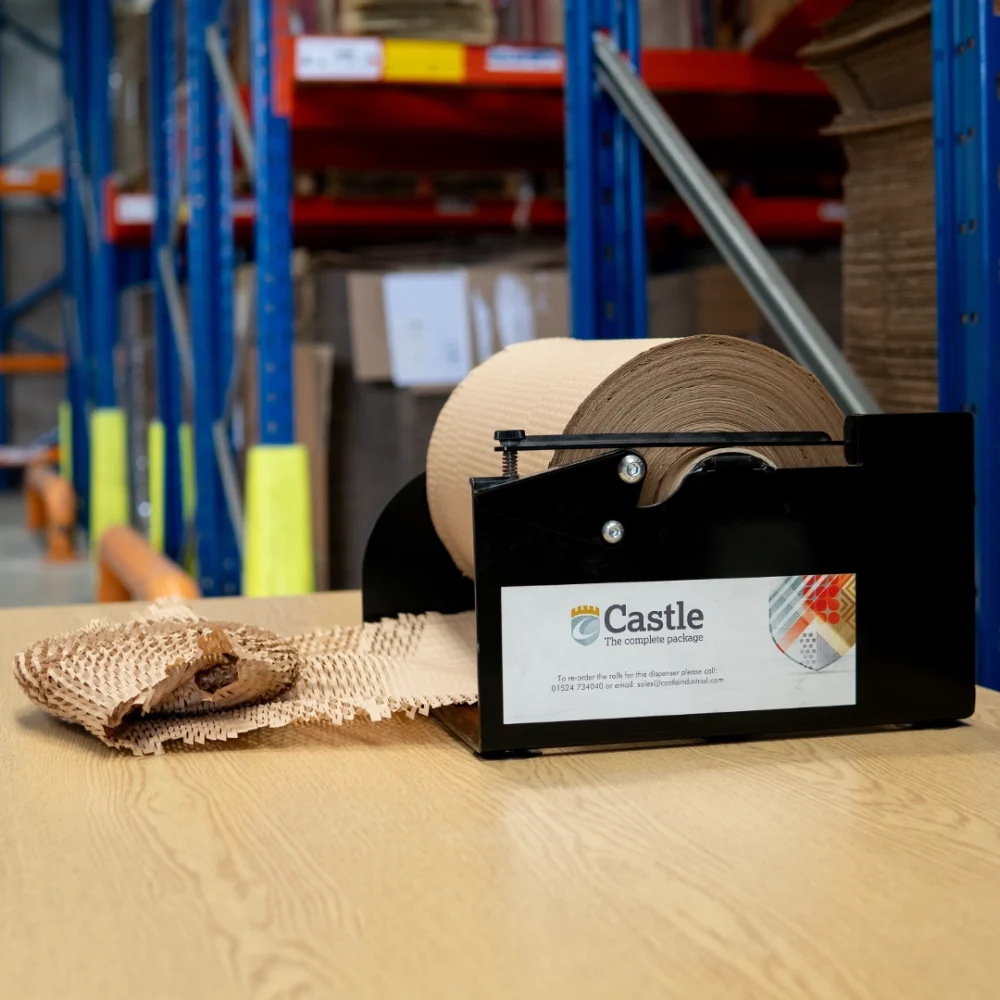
top-left (0, 0), bottom-right (943, 597)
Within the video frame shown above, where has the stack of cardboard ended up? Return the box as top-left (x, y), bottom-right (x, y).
top-left (523, 0), bottom-right (700, 48)
top-left (803, 0), bottom-right (936, 412)
top-left (314, 246), bottom-right (841, 387)
top-left (338, 0), bottom-right (497, 43)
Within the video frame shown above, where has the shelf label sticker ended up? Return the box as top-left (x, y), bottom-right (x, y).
top-left (485, 46), bottom-right (564, 75)
top-left (1, 167), bottom-right (38, 187)
top-left (295, 36), bottom-right (384, 82)
top-left (383, 39), bottom-right (465, 84)
top-left (233, 198), bottom-right (256, 219)
top-left (502, 573), bottom-right (857, 725)
top-left (115, 193), bottom-right (156, 225)
top-left (818, 201), bottom-right (847, 222)
top-left (383, 271), bottom-right (474, 387)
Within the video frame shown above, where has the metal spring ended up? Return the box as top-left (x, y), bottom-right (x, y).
top-left (501, 449), bottom-right (519, 478)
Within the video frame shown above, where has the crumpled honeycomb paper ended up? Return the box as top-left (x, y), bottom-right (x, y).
top-left (14, 602), bottom-right (477, 755)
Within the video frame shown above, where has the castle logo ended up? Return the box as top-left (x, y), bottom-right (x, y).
top-left (570, 605), bottom-right (601, 646)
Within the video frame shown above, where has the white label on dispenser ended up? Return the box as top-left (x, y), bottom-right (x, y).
top-left (501, 573), bottom-right (856, 725)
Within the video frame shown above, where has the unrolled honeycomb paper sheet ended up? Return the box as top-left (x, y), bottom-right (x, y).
top-left (14, 335), bottom-right (844, 754)
top-left (14, 603), bottom-right (478, 755)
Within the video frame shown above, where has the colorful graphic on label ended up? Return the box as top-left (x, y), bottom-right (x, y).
top-left (570, 605), bottom-right (601, 646)
top-left (769, 573), bottom-right (856, 670)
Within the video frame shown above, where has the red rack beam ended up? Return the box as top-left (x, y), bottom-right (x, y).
top-left (107, 190), bottom-right (843, 246)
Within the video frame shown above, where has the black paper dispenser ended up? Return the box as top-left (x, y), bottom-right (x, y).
top-left (363, 413), bottom-right (975, 756)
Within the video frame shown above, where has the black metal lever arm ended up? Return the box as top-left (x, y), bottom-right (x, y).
top-left (493, 429), bottom-right (841, 452)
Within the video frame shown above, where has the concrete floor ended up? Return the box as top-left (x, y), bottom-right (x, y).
top-left (0, 493), bottom-right (93, 607)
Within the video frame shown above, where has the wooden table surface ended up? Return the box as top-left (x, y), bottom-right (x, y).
top-left (2, 592), bottom-right (1000, 999)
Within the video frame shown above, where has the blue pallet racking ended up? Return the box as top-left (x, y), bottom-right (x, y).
top-left (0, 2), bottom-right (66, 487)
top-left (58, 0), bottom-right (998, 689)
top-left (932, 0), bottom-right (1000, 690)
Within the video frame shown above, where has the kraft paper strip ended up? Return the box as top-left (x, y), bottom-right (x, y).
top-left (14, 602), bottom-right (477, 756)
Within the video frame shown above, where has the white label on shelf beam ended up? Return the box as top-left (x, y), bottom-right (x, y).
top-left (295, 36), bottom-right (384, 82)
top-left (818, 201), bottom-right (847, 222)
top-left (484, 46), bottom-right (563, 75)
top-left (3, 167), bottom-right (38, 187)
top-left (115, 193), bottom-right (156, 225)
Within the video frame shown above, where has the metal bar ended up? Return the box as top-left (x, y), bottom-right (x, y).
top-left (150, 0), bottom-right (184, 561)
top-left (564, 0), bottom-right (644, 340)
top-left (64, 95), bottom-right (99, 255)
top-left (250, 0), bottom-right (295, 444)
top-left (495, 431), bottom-right (838, 451)
top-left (620, 0), bottom-right (647, 339)
top-left (593, 32), bottom-right (880, 415)
top-left (155, 248), bottom-right (194, 406)
top-left (2, 273), bottom-right (62, 324)
top-left (0, 7), bottom-right (8, 482)
top-left (0, 14), bottom-right (61, 61)
top-left (212, 420), bottom-right (245, 554)
top-left (0, 353), bottom-right (67, 375)
top-left (10, 324), bottom-right (58, 353)
top-left (564, 0), bottom-right (598, 341)
top-left (187, 0), bottom-right (240, 596)
top-left (931, 0), bottom-right (1000, 690)
top-left (205, 23), bottom-right (256, 180)
top-left (0, 121), bottom-right (62, 165)
top-left (88, 0), bottom-right (117, 408)
top-left (60, 0), bottom-right (90, 517)
top-left (212, 0), bottom-right (241, 586)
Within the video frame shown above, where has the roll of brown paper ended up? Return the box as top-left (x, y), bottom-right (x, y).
top-left (427, 335), bottom-right (845, 577)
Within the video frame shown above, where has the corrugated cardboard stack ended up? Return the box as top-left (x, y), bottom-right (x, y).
top-left (803, 0), bottom-right (936, 412)
top-left (338, 0), bottom-right (497, 42)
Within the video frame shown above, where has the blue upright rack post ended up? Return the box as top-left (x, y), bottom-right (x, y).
top-left (0, 2), bottom-right (69, 488)
top-left (148, 0), bottom-right (184, 561)
top-left (564, 0), bottom-right (647, 340)
top-left (187, 0), bottom-right (241, 595)
top-left (86, 0), bottom-right (128, 549)
top-left (932, 0), bottom-right (1000, 690)
top-left (243, 0), bottom-right (313, 596)
top-left (61, 0), bottom-right (92, 518)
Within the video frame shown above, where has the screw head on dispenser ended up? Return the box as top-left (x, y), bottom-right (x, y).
top-left (602, 519), bottom-right (625, 544)
top-left (617, 453), bottom-right (646, 484)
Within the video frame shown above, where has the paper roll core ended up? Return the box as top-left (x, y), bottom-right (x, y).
top-left (427, 335), bottom-right (845, 578)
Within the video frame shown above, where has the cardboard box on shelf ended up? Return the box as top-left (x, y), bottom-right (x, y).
top-left (113, 10), bottom-right (150, 190)
top-left (329, 251), bottom-right (841, 387)
top-left (340, 0), bottom-right (497, 43)
top-left (744, 0), bottom-right (799, 47)
top-left (536, 0), bottom-right (695, 47)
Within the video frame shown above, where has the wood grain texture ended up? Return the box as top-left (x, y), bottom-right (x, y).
top-left (2, 593), bottom-right (999, 999)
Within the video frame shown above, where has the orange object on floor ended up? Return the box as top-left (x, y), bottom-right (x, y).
top-left (24, 463), bottom-right (76, 562)
top-left (97, 524), bottom-right (201, 602)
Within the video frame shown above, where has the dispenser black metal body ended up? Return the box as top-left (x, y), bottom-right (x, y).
top-left (363, 413), bottom-right (975, 756)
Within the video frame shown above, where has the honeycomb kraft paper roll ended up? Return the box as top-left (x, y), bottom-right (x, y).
top-left (427, 335), bottom-right (845, 578)
top-left (14, 335), bottom-right (844, 754)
